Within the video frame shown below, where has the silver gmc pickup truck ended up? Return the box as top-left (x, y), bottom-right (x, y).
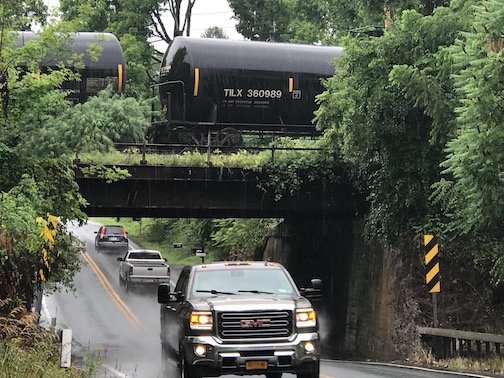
top-left (117, 249), bottom-right (170, 292)
top-left (158, 261), bottom-right (322, 378)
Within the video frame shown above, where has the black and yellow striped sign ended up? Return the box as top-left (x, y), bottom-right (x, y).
top-left (424, 235), bottom-right (440, 293)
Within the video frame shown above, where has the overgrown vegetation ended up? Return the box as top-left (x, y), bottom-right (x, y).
top-left (412, 350), bottom-right (504, 375)
top-left (78, 136), bottom-right (322, 168)
top-left (0, 298), bottom-right (101, 377)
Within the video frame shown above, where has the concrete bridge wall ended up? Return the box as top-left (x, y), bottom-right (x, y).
top-left (261, 218), bottom-right (417, 360)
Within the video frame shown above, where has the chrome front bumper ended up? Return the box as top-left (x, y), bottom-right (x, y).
top-left (181, 332), bottom-right (320, 375)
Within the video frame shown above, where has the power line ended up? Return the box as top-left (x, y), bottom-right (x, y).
top-left (191, 11), bottom-right (234, 16)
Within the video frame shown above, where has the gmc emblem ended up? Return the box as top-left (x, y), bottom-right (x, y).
top-left (240, 319), bottom-right (271, 328)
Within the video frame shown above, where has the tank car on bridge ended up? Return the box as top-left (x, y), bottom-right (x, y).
top-left (152, 36), bottom-right (343, 146)
top-left (14, 31), bottom-right (125, 103)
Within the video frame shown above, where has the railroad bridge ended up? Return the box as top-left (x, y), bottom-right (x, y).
top-left (74, 163), bottom-right (358, 219)
top-left (74, 162), bottom-right (393, 361)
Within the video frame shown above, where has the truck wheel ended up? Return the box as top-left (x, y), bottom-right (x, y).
top-left (180, 355), bottom-right (201, 378)
top-left (119, 275), bottom-right (124, 287)
top-left (124, 279), bottom-right (130, 293)
top-left (297, 361), bottom-right (320, 378)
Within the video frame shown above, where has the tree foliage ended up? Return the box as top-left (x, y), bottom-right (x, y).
top-left (315, 1), bottom-right (477, 243)
top-left (434, 0), bottom-right (504, 234)
top-left (0, 28), bottom-right (150, 307)
top-left (0, 0), bottom-right (48, 31)
top-left (201, 26), bottom-right (228, 39)
top-left (0, 176), bottom-right (84, 307)
top-left (211, 218), bottom-right (279, 260)
top-left (228, 0), bottom-right (453, 43)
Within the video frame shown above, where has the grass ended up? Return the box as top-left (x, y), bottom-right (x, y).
top-left (77, 137), bottom-right (323, 169)
top-left (0, 298), bottom-right (102, 377)
top-left (411, 349), bottom-right (504, 375)
top-left (0, 340), bottom-right (92, 377)
top-left (91, 217), bottom-right (213, 265)
top-left (78, 148), bottom-right (271, 168)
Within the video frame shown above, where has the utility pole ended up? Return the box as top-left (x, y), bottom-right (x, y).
top-left (384, 1), bottom-right (392, 28)
top-left (269, 21), bottom-right (277, 41)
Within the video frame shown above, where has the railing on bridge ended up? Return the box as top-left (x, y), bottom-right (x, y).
top-left (419, 326), bottom-right (504, 358)
top-left (113, 141), bottom-right (322, 166)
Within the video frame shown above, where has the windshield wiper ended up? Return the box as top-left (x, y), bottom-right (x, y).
top-left (238, 290), bottom-right (274, 294)
top-left (196, 289), bottom-right (236, 295)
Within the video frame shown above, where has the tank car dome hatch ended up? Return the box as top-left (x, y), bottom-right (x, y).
top-left (14, 31), bottom-right (126, 102)
top-left (157, 36), bottom-right (344, 138)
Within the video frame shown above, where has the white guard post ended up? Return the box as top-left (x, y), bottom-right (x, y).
top-left (60, 329), bottom-right (72, 368)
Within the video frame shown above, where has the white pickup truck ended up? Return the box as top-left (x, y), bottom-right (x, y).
top-left (117, 249), bottom-right (170, 292)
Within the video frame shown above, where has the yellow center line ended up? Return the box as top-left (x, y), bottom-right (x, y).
top-left (82, 251), bottom-right (145, 332)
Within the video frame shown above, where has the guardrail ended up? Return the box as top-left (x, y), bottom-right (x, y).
top-left (419, 327), bottom-right (504, 358)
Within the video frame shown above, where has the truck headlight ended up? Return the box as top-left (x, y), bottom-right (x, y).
top-left (194, 344), bottom-right (207, 357)
top-left (190, 311), bottom-right (213, 330)
top-left (296, 308), bottom-right (316, 328)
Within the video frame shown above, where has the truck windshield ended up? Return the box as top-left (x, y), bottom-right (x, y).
top-left (191, 268), bottom-right (296, 298)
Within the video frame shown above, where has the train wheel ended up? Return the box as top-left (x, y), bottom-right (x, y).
top-left (217, 128), bottom-right (242, 147)
top-left (175, 127), bottom-right (205, 145)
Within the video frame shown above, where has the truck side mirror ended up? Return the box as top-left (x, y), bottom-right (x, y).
top-left (300, 278), bottom-right (323, 301)
top-left (158, 283), bottom-right (171, 304)
top-left (311, 278), bottom-right (322, 290)
top-left (117, 257), bottom-right (124, 262)
top-left (158, 284), bottom-right (185, 303)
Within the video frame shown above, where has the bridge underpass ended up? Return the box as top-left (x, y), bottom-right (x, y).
top-left (74, 163), bottom-right (391, 360)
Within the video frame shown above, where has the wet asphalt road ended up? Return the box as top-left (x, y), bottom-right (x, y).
top-left (40, 221), bottom-right (497, 378)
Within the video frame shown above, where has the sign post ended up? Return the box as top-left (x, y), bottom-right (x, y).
top-left (424, 234), bottom-right (440, 328)
top-left (192, 247), bottom-right (206, 263)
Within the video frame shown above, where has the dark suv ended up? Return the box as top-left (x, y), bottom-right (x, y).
top-left (94, 225), bottom-right (129, 252)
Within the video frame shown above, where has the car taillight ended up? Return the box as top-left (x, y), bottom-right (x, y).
top-left (100, 228), bottom-right (106, 238)
top-left (167, 266), bottom-right (171, 276)
top-left (129, 266), bottom-right (133, 276)
top-left (122, 228), bottom-right (127, 237)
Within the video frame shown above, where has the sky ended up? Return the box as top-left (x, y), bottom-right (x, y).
top-left (179, 0), bottom-right (243, 40)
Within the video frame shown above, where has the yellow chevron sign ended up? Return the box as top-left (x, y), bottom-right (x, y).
top-left (424, 235), bottom-right (440, 293)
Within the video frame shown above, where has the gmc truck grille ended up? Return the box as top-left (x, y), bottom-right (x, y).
top-left (217, 310), bottom-right (293, 339)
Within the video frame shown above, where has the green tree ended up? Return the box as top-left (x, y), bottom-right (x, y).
top-left (228, 0), bottom-right (297, 41)
top-left (59, 0), bottom-right (116, 31)
top-left (18, 87), bottom-right (152, 159)
top-left (228, 0), bottom-right (453, 43)
top-left (211, 218), bottom-right (279, 260)
top-left (0, 174), bottom-right (85, 307)
top-left (0, 28), bottom-right (150, 307)
top-left (201, 26), bottom-right (228, 39)
top-left (315, 1), bottom-right (477, 243)
top-left (0, 0), bottom-right (48, 31)
top-left (435, 0), bottom-right (504, 235)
